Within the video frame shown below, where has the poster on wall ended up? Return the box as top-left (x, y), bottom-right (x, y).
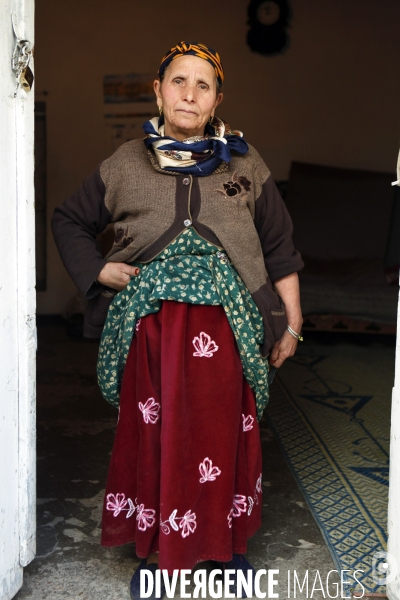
top-left (103, 73), bottom-right (157, 149)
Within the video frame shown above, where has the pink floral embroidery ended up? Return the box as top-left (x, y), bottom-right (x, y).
top-left (160, 509), bottom-right (197, 538)
top-left (227, 494), bottom-right (247, 528)
top-left (138, 398), bottom-right (160, 424)
top-left (199, 457), bottom-right (221, 483)
top-left (242, 414), bottom-right (254, 432)
top-left (247, 496), bottom-right (254, 515)
top-left (159, 509), bottom-right (178, 536)
top-left (126, 498), bottom-right (136, 518)
top-left (179, 510), bottom-right (197, 538)
top-left (167, 509), bottom-right (179, 532)
top-left (227, 475), bottom-right (263, 527)
top-left (227, 508), bottom-right (234, 528)
top-left (136, 504), bottom-right (156, 531)
top-left (251, 473), bottom-right (263, 509)
top-left (192, 332), bottom-right (219, 358)
top-left (135, 318), bottom-right (141, 332)
top-left (160, 520), bottom-right (171, 535)
top-left (106, 493), bottom-right (128, 517)
top-left (232, 494), bottom-right (247, 517)
top-left (106, 495), bottom-right (145, 519)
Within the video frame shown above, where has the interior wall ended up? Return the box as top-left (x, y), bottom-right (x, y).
top-left (35, 0), bottom-right (400, 314)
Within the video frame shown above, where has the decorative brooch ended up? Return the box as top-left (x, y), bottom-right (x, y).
top-left (215, 171), bottom-right (252, 200)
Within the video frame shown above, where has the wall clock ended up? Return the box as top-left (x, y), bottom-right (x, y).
top-left (247, 0), bottom-right (292, 56)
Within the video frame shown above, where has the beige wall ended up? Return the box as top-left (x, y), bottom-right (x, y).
top-left (35, 0), bottom-right (400, 314)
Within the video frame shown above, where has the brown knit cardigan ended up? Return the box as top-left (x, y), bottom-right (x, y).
top-left (52, 140), bottom-right (303, 356)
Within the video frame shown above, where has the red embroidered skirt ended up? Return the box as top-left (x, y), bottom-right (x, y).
top-left (101, 301), bottom-right (262, 573)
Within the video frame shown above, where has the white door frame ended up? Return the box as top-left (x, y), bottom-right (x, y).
top-left (0, 0), bottom-right (36, 598)
top-left (388, 271), bottom-right (400, 599)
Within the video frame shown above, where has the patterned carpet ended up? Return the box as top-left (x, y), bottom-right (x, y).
top-left (266, 339), bottom-right (394, 595)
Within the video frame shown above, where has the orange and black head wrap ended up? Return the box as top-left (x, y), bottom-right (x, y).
top-left (158, 41), bottom-right (224, 87)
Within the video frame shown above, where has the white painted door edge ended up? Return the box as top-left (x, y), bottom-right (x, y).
top-left (13, 0), bottom-right (37, 571)
top-left (386, 149), bottom-right (400, 599)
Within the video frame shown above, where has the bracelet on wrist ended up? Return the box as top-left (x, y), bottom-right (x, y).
top-left (287, 325), bottom-right (303, 342)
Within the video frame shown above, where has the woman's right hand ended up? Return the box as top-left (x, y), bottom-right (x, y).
top-left (96, 262), bottom-right (140, 291)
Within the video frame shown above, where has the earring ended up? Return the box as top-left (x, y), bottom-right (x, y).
top-left (209, 115), bottom-right (213, 124)
top-left (159, 106), bottom-right (163, 116)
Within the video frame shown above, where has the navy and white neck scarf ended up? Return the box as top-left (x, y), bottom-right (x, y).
top-left (143, 116), bottom-right (249, 176)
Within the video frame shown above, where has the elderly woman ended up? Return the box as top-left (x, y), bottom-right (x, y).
top-left (52, 41), bottom-right (303, 599)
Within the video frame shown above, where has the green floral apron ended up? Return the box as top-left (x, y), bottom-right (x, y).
top-left (97, 228), bottom-right (270, 419)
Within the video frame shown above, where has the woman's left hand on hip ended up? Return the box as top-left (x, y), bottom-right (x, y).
top-left (268, 329), bottom-right (298, 369)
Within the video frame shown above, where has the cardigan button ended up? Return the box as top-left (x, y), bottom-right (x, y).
top-left (184, 219), bottom-right (192, 227)
top-left (182, 177), bottom-right (190, 185)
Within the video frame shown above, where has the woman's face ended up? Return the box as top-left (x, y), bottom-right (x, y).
top-left (154, 55), bottom-right (223, 141)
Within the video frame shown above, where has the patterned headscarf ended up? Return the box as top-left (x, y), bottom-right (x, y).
top-left (158, 41), bottom-right (224, 87)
